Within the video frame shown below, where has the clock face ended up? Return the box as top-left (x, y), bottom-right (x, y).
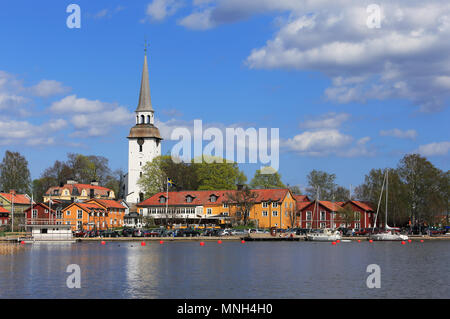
top-left (137, 138), bottom-right (145, 146)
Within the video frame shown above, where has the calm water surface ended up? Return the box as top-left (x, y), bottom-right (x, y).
top-left (0, 241), bottom-right (448, 298)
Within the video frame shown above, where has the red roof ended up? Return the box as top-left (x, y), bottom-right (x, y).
top-left (0, 206), bottom-right (10, 213)
top-left (45, 183), bottom-right (113, 196)
top-left (0, 193), bottom-right (33, 205)
top-left (23, 203), bottom-right (55, 213)
top-left (294, 195), bottom-right (310, 202)
top-left (138, 188), bottom-right (291, 207)
top-left (296, 200), bottom-right (342, 212)
top-left (85, 199), bottom-right (126, 209)
top-left (345, 200), bottom-right (374, 212)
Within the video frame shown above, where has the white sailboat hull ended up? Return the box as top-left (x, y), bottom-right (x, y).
top-left (370, 233), bottom-right (408, 241)
top-left (306, 229), bottom-right (342, 241)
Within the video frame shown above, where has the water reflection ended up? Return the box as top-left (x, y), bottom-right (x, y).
top-left (0, 241), bottom-right (448, 298)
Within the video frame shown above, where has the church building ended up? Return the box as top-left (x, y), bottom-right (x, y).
top-left (125, 51), bottom-right (162, 204)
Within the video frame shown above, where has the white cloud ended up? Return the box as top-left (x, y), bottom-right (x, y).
top-left (50, 95), bottom-right (107, 114)
top-left (145, 0), bottom-right (183, 22)
top-left (192, 0), bottom-right (450, 113)
top-left (380, 128), bottom-right (417, 140)
top-left (29, 80), bottom-right (70, 98)
top-left (0, 118), bottom-right (67, 146)
top-left (416, 141), bottom-right (450, 156)
top-left (300, 112), bottom-right (350, 129)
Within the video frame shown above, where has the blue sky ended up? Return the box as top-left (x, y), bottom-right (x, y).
top-left (0, 0), bottom-right (449, 192)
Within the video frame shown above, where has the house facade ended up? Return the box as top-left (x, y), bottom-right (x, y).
top-left (44, 181), bottom-right (115, 203)
top-left (137, 188), bottom-right (297, 229)
top-left (0, 206), bottom-right (9, 226)
top-left (62, 202), bottom-right (108, 231)
top-left (340, 200), bottom-right (376, 229)
top-left (84, 199), bottom-right (126, 229)
top-left (24, 203), bottom-right (56, 225)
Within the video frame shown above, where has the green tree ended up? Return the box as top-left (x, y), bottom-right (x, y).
top-left (306, 170), bottom-right (337, 201)
top-left (333, 186), bottom-right (350, 202)
top-left (138, 156), bottom-right (168, 196)
top-left (337, 205), bottom-right (355, 227)
top-left (194, 156), bottom-right (247, 190)
top-left (0, 150), bottom-right (31, 194)
top-left (249, 167), bottom-right (286, 189)
top-left (288, 185), bottom-right (302, 195)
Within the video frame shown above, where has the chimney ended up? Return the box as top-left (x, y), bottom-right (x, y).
top-left (236, 184), bottom-right (243, 191)
top-left (9, 190), bottom-right (16, 195)
top-left (90, 180), bottom-right (99, 186)
top-left (67, 180), bottom-right (77, 185)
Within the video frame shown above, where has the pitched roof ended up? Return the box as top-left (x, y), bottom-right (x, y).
top-left (0, 206), bottom-right (10, 213)
top-left (138, 188), bottom-right (291, 207)
top-left (85, 199), bottom-right (126, 209)
top-left (64, 202), bottom-right (106, 213)
top-left (345, 200), bottom-right (374, 212)
top-left (294, 195), bottom-right (310, 202)
top-left (24, 202), bottom-right (55, 213)
top-left (136, 53), bottom-right (153, 112)
top-left (296, 200), bottom-right (342, 212)
top-left (296, 201), bottom-right (312, 211)
top-left (0, 193), bottom-right (33, 205)
top-left (45, 183), bottom-right (113, 197)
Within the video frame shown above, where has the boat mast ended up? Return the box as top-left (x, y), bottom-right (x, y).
top-left (385, 169), bottom-right (388, 229)
top-left (372, 170), bottom-right (387, 231)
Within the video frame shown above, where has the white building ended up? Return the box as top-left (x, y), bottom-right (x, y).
top-left (125, 52), bottom-right (162, 204)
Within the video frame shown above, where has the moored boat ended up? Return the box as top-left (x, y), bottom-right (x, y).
top-left (306, 228), bottom-right (342, 241)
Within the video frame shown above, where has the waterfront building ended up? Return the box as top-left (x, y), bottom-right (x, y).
top-left (0, 206), bottom-right (10, 226)
top-left (137, 188), bottom-right (297, 229)
top-left (296, 200), bottom-right (376, 229)
top-left (84, 198), bottom-right (127, 229)
top-left (0, 190), bottom-right (33, 214)
top-left (62, 202), bottom-right (108, 231)
top-left (44, 180), bottom-right (115, 203)
top-left (125, 51), bottom-right (162, 204)
top-left (24, 203), bottom-right (56, 225)
top-left (339, 200), bottom-right (376, 229)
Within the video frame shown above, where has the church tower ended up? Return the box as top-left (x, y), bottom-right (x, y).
top-left (126, 51), bottom-right (162, 204)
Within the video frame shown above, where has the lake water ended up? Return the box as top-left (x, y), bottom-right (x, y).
top-left (0, 241), bottom-right (448, 299)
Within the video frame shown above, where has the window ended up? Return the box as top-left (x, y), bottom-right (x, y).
top-left (210, 195), bottom-right (217, 202)
top-left (285, 202), bottom-right (287, 208)
top-left (223, 203), bottom-right (228, 208)
top-left (66, 211), bottom-right (70, 216)
top-left (139, 144), bottom-right (143, 152)
top-left (77, 221), bottom-right (82, 230)
top-left (262, 211), bottom-right (268, 217)
top-left (320, 222), bottom-right (326, 228)
top-left (159, 197), bottom-right (166, 203)
top-left (320, 211), bottom-right (326, 221)
top-left (306, 211), bottom-right (312, 221)
top-left (262, 202), bottom-right (268, 208)
top-left (222, 212), bottom-right (229, 216)
top-left (207, 208), bottom-right (212, 215)
top-left (44, 209), bottom-right (48, 214)
top-left (32, 209), bottom-right (37, 218)
top-left (236, 212), bottom-right (242, 217)
top-left (77, 210), bottom-right (83, 219)
top-left (272, 202), bottom-right (278, 208)
top-left (354, 212), bottom-right (361, 221)
top-left (306, 222), bottom-right (311, 229)
top-left (272, 211), bottom-right (278, 217)
top-left (186, 196), bottom-right (193, 203)
top-left (355, 222), bottom-right (361, 229)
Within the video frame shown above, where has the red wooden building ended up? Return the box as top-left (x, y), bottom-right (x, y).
top-left (24, 203), bottom-right (56, 225)
top-left (296, 200), bottom-right (343, 229)
top-left (0, 206), bottom-right (10, 226)
top-left (339, 200), bottom-right (377, 229)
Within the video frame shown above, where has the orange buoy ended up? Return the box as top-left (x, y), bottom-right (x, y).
top-left (357, 240), bottom-right (361, 243)
top-left (200, 242), bottom-right (205, 246)
top-left (141, 241), bottom-right (146, 246)
top-left (217, 240), bottom-right (222, 244)
top-left (420, 240), bottom-right (424, 243)
top-left (159, 240), bottom-right (164, 244)
top-left (101, 241), bottom-right (106, 245)
top-left (20, 241), bottom-right (25, 244)
top-left (401, 241), bottom-right (406, 245)
top-left (332, 241), bottom-right (336, 245)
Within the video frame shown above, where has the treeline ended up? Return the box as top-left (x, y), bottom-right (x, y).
top-left (0, 151), bottom-right (124, 202)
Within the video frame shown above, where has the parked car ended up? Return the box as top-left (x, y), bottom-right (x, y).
top-left (295, 228), bottom-right (309, 235)
top-left (121, 228), bottom-right (134, 237)
top-left (177, 229), bottom-right (201, 237)
top-left (132, 229), bottom-right (144, 237)
top-left (87, 230), bottom-right (101, 237)
top-left (74, 230), bottom-right (87, 237)
top-left (102, 230), bottom-right (119, 238)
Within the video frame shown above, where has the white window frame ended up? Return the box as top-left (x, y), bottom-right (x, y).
top-left (272, 202), bottom-right (278, 208)
top-left (262, 211), bottom-right (268, 217)
top-left (272, 211), bottom-right (278, 217)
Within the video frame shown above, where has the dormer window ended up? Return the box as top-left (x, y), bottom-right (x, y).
top-left (186, 196), bottom-right (193, 203)
top-left (159, 196), bottom-right (166, 204)
top-left (210, 195), bottom-right (217, 202)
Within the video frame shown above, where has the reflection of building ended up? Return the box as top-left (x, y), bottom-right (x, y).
top-left (125, 51), bottom-right (162, 204)
top-left (137, 188), bottom-right (297, 229)
top-left (44, 180), bottom-right (115, 202)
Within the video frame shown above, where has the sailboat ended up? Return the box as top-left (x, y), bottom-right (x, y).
top-left (370, 169), bottom-right (408, 241)
top-left (305, 187), bottom-right (342, 242)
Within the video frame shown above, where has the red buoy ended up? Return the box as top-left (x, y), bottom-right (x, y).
top-left (336, 240), bottom-right (340, 243)
top-left (217, 240), bottom-right (222, 244)
top-left (101, 241), bottom-right (106, 245)
top-left (420, 240), bottom-right (424, 243)
top-left (159, 240), bottom-right (164, 244)
top-left (141, 241), bottom-right (146, 246)
top-left (401, 241), bottom-right (406, 245)
top-left (357, 240), bottom-right (361, 243)
top-left (200, 242), bottom-right (205, 246)
top-left (20, 241), bottom-right (25, 245)
top-left (369, 239), bottom-right (373, 243)
top-left (408, 239), bottom-right (412, 243)
top-left (332, 242), bottom-right (336, 245)
top-left (241, 240), bottom-right (245, 244)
